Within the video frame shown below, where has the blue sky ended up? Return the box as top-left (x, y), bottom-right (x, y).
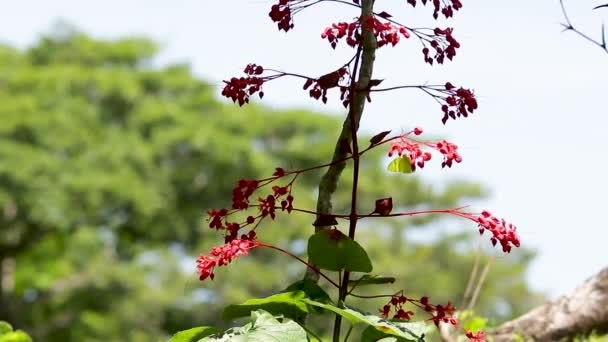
top-left (1, 0), bottom-right (607, 299)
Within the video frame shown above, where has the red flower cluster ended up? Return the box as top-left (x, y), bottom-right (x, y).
top-left (244, 63), bottom-right (264, 76)
top-left (406, 0), bottom-right (463, 19)
top-left (421, 297), bottom-right (457, 327)
top-left (221, 76), bottom-right (264, 106)
top-left (207, 173), bottom-right (296, 243)
top-left (303, 68), bottom-right (348, 104)
top-left (380, 295), bottom-right (458, 327)
top-left (339, 86), bottom-right (351, 108)
top-left (388, 139), bottom-right (432, 171)
top-left (269, 0), bottom-right (293, 32)
top-left (388, 131), bottom-right (461, 170)
top-left (321, 21), bottom-right (359, 48)
top-left (365, 16), bottom-right (411, 48)
top-left (440, 82), bottom-right (478, 124)
top-left (466, 330), bottom-right (486, 342)
top-left (422, 27), bottom-right (460, 65)
top-left (232, 179), bottom-right (260, 210)
top-left (476, 210), bottom-right (521, 253)
top-left (196, 238), bottom-right (260, 281)
top-left (321, 16), bottom-right (410, 49)
top-left (207, 209), bottom-right (242, 242)
top-left (433, 140), bottom-right (462, 168)
top-left (379, 295), bottom-right (414, 320)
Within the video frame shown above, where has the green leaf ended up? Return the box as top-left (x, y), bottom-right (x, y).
top-left (362, 325), bottom-right (419, 342)
top-left (307, 229), bottom-right (373, 272)
top-left (168, 327), bottom-right (222, 342)
top-left (301, 299), bottom-right (426, 342)
top-left (284, 279), bottom-right (332, 314)
top-left (0, 322), bottom-right (12, 335)
top-left (222, 291), bottom-right (310, 321)
top-left (0, 331), bottom-right (33, 342)
top-left (349, 274), bottom-right (396, 287)
top-left (201, 310), bottom-right (308, 342)
top-left (459, 310), bottom-right (488, 332)
top-left (387, 156), bottom-right (413, 174)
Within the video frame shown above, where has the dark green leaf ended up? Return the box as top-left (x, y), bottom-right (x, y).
top-left (222, 291), bottom-right (310, 321)
top-left (285, 279), bottom-right (332, 314)
top-left (349, 274), bottom-right (396, 287)
top-left (370, 130), bottom-right (391, 146)
top-left (307, 229), bottom-right (372, 272)
top-left (301, 300), bottom-right (426, 341)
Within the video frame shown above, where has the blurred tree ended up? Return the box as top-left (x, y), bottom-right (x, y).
top-left (0, 27), bottom-right (543, 341)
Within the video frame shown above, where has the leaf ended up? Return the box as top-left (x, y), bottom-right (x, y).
top-left (0, 322), bottom-right (12, 335)
top-left (369, 79), bottom-right (384, 87)
top-left (284, 279), bottom-right (332, 308)
top-left (201, 310), bottom-right (308, 342)
top-left (459, 311), bottom-right (488, 332)
top-left (362, 326), bottom-right (412, 342)
top-left (387, 156), bottom-right (413, 174)
top-left (222, 291), bottom-right (311, 321)
top-left (0, 331), bottom-right (33, 342)
top-left (307, 229), bottom-right (373, 272)
top-left (348, 274), bottom-right (396, 287)
top-left (378, 11), bottom-right (393, 19)
top-left (301, 300), bottom-right (426, 341)
top-left (169, 327), bottom-right (222, 342)
top-left (369, 130), bottom-right (391, 146)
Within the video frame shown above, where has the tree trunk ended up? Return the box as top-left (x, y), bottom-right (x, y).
top-left (490, 267), bottom-right (608, 341)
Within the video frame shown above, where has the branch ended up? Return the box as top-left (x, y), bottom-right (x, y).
top-left (490, 266), bottom-right (608, 341)
top-left (559, 0), bottom-right (608, 54)
top-left (304, 0), bottom-right (377, 281)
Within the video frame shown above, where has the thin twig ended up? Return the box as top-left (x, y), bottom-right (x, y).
top-left (468, 256), bottom-right (494, 311)
top-left (559, 0), bottom-right (608, 54)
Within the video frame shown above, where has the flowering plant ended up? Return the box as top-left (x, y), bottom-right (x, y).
top-left (171, 1), bottom-right (519, 341)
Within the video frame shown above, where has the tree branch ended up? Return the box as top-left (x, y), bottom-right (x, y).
top-left (304, 0), bottom-right (377, 282)
top-left (559, 0), bottom-right (608, 54)
top-left (490, 266), bottom-right (608, 341)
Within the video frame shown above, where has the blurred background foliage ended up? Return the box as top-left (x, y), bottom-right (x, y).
top-left (0, 26), bottom-right (544, 341)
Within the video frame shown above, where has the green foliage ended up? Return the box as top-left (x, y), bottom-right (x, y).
top-left (168, 327), bottom-right (222, 342)
top-left (349, 274), bottom-right (396, 287)
top-left (574, 332), bottom-right (608, 342)
top-left (0, 321), bottom-right (33, 342)
top-left (307, 230), bottom-right (373, 272)
top-left (458, 311), bottom-right (489, 332)
top-left (201, 310), bottom-right (307, 342)
top-left (302, 300), bottom-right (426, 341)
top-left (222, 291), bottom-right (311, 321)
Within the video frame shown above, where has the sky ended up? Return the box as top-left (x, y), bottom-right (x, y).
top-left (1, 0), bottom-right (607, 299)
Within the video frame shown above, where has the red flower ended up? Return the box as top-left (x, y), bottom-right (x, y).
top-left (457, 210), bottom-right (521, 253)
top-left (196, 239), bottom-right (260, 281)
top-left (406, 0), bottom-right (464, 19)
top-left (466, 330), bottom-right (486, 342)
top-left (321, 16), bottom-right (410, 49)
top-left (268, 0), bottom-right (293, 32)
